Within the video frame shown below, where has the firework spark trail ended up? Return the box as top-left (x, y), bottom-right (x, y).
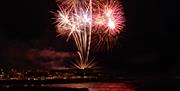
top-left (53, 0), bottom-right (125, 69)
top-left (55, 0), bottom-right (93, 69)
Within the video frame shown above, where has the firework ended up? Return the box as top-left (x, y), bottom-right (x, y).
top-left (53, 0), bottom-right (125, 69)
top-left (92, 0), bottom-right (125, 52)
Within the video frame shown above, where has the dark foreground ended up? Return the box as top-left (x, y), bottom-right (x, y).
top-left (0, 87), bottom-right (88, 91)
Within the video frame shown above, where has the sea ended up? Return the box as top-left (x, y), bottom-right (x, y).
top-left (0, 77), bottom-right (179, 91)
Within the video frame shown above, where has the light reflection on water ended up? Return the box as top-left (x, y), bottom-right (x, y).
top-left (46, 82), bottom-right (136, 91)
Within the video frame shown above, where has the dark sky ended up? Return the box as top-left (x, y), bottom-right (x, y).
top-left (0, 0), bottom-right (178, 74)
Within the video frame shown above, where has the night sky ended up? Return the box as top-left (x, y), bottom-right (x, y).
top-left (0, 0), bottom-right (178, 75)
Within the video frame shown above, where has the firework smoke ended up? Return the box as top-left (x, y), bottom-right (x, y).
top-left (27, 49), bottom-right (74, 70)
